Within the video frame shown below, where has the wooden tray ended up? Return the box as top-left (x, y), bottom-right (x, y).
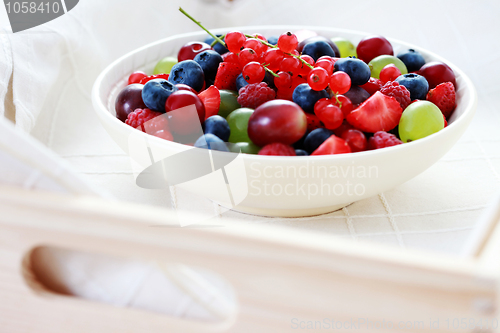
top-left (1, 185), bottom-right (499, 332)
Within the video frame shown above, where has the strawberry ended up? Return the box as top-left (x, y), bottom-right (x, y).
top-left (306, 113), bottom-right (325, 131)
top-left (311, 135), bottom-right (351, 155)
top-left (426, 82), bottom-right (456, 118)
top-left (258, 143), bottom-right (296, 156)
top-left (214, 62), bottom-right (241, 91)
top-left (346, 91), bottom-right (403, 133)
top-left (198, 85), bottom-right (221, 120)
top-left (139, 74), bottom-right (170, 85)
top-left (221, 52), bottom-right (242, 70)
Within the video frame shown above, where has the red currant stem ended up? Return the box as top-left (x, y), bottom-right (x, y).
top-left (262, 64), bottom-right (279, 77)
top-left (179, 7), bottom-right (226, 48)
top-left (244, 34), bottom-right (275, 48)
top-left (244, 34), bottom-right (314, 70)
top-left (332, 92), bottom-right (342, 108)
top-left (210, 33), bottom-right (226, 47)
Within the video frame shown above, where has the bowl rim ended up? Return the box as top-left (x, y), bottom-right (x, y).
top-left (92, 25), bottom-right (477, 162)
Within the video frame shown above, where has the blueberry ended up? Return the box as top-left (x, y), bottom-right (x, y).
top-left (194, 50), bottom-right (223, 85)
top-left (334, 57), bottom-right (371, 86)
top-left (267, 35), bottom-right (279, 45)
top-left (168, 60), bottom-right (205, 92)
top-left (236, 73), bottom-right (249, 92)
top-left (295, 149), bottom-right (309, 156)
top-left (395, 73), bottom-right (429, 100)
top-left (203, 35), bottom-right (228, 55)
top-left (194, 134), bottom-right (229, 152)
top-left (304, 128), bottom-right (334, 154)
top-left (298, 36), bottom-right (340, 57)
top-left (397, 49), bottom-right (426, 72)
top-left (302, 40), bottom-right (336, 62)
top-left (204, 115), bottom-right (230, 142)
top-left (293, 130), bottom-right (308, 150)
top-left (263, 70), bottom-right (276, 90)
top-left (344, 85), bottom-right (370, 105)
top-left (141, 79), bottom-right (178, 112)
top-left (238, 71), bottom-right (276, 90)
top-left (292, 83), bottom-right (329, 114)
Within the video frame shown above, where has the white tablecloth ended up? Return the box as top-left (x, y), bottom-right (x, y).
top-left (1, 0), bottom-right (500, 322)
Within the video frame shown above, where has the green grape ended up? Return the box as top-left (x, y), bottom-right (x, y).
top-left (227, 108), bottom-right (254, 143)
top-left (218, 90), bottom-right (240, 118)
top-left (331, 37), bottom-right (357, 58)
top-left (229, 142), bottom-right (261, 154)
top-left (153, 56), bottom-right (178, 75)
top-left (399, 101), bottom-right (444, 142)
top-left (368, 55), bottom-right (408, 79)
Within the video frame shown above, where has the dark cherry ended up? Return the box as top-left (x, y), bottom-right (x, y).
top-left (175, 83), bottom-right (197, 93)
top-left (418, 61), bottom-right (456, 89)
top-left (178, 41), bottom-right (212, 62)
top-left (115, 84), bottom-right (147, 122)
top-left (248, 100), bottom-right (307, 146)
top-left (165, 90), bottom-right (205, 135)
top-left (356, 35), bottom-right (393, 63)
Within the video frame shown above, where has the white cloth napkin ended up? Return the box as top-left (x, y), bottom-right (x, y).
top-left (1, 0), bottom-right (500, 322)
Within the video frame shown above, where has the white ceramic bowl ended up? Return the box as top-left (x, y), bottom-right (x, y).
top-left (92, 26), bottom-right (477, 217)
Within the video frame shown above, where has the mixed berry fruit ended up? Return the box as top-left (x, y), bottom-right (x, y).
top-left (115, 14), bottom-right (458, 157)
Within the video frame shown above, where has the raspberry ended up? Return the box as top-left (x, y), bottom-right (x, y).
top-left (380, 81), bottom-right (411, 110)
top-left (426, 82), bottom-right (456, 118)
top-left (237, 82), bottom-right (276, 109)
top-left (258, 143), bottom-right (296, 156)
top-left (368, 131), bottom-right (403, 150)
top-left (125, 108), bottom-right (162, 129)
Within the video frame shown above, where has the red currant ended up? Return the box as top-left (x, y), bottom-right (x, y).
top-left (128, 71), bottom-right (147, 85)
top-left (317, 56), bottom-right (335, 65)
top-left (341, 129), bottom-right (367, 152)
top-left (244, 38), bottom-right (268, 55)
top-left (334, 95), bottom-right (354, 117)
top-left (274, 71), bottom-right (292, 90)
top-left (277, 32), bottom-right (299, 53)
top-left (314, 59), bottom-right (334, 75)
top-left (333, 120), bottom-right (355, 137)
top-left (238, 48), bottom-right (259, 67)
top-left (280, 56), bottom-right (301, 75)
top-left (307, 67), bottom-right (329, 91)
top-left (251, 33), bottom-right (267, 42)
top-left (329, 71), bottom-right (351, 94)
top-left (242, 62), bottom-right (265, 84)
top-left (263, 48), bottom-right (285, 72)
top-left (379, 64), bottom-right (402, 83)
top-left (314, 98), bottom-right (344, 130)
top-left (298, 55), bottom-right (315, 76)
top-left (291, 75), bottom-right (307, 90)
top-left (225, 31), bottom-right (247, 54)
